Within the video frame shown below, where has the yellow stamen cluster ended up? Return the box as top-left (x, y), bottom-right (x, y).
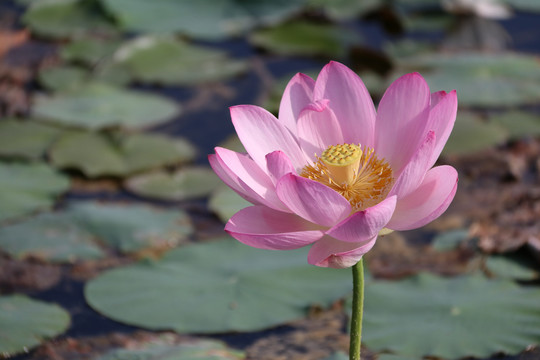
top-left (301, 143), bottom-right (394, 211)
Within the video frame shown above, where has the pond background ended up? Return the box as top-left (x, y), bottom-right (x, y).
top-left (1, 0), bottom-right (540, 359)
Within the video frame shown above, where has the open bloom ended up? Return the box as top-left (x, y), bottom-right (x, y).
top-left (209, 61), bottom-right (458, 268)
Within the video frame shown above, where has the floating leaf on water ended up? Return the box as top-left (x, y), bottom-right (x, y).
top-left (67, 202), bottom-right (193, 253)
top-left (431, 229), bottom-right (469, 251)
top-left (443, 112), bottom-right (507, 155)
top-left (485, 253), bottom-right (539, 281)
top-left (97, 339), bottom-right (244, 360)
top-left (0, 202), bottom-right (193, 262)
top-left (61, 37), bottom-right (121, 65)
top-left (33, 83), bottom-right (181, 130)
top-left (208, 186), bottom-right (250, 223)
top-left (109, 36), bottom-right (248, 85)
top-left (396, 53), bottom-right (540, 107)
top-left (99, 0), bottom-right (304, 40)
top-left (307, 0), bottom-right (382, 20)
top-left (49, 131), bottom-right (197, 178)
top-left (489, 111), bottom-right (540, 139)
top-left (0, 295), bottom-right (71, 356)
top-left (0, 120), bottom-right (63, 160)
top-left (249, 20), bottom-right (361, 58)
top-left (38, 65), bottom-right (90, 92)
top-left (359, 273), bottom-right (540, 359)
top-left (504, 0), bottom-right (540, 13)
top-left (126, 167), bottom-right (221, 201)
top-left (22, 0), bottom-right (117, 39)
top-left (377, 354), bottom-right (421, 360)
top-left (321, 351), bottom-right (348, 360)
top-left (0, 212), bottom-right (104, 262)
top-left (0, 162), bottom-right (69, 223)
top-left (85, 237), bottom-right (352, 333)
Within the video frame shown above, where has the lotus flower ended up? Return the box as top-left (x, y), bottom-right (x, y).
top-left (209, 61), bottom-right (458, 269)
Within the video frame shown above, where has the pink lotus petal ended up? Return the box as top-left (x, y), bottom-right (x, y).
top-left (387, 165), bottom-right (458, 231)
top-left (313, 61), bottom-right (376, 147)
top-left (297, 99), bottom-right (344, 161)
top-left (209, 154), bottom-right (265, 206)
top-left (279, 73), bottom-right (316, 135)
top-left (231, 105), bottom-right (306, 171)
top-left (326, 195), bottom-right (397, 243)
top-left (308, 235), bottom-right (377, 268)
top-left (226, 206), bottom-right (324, 250)
top-left (427, 90), bottom-right (458, 168)
top-left (390, 131), bottom-right (436, 199)
top-left (212, 148), bottom-right (288, 212)
top-left (276, 173), bottom-right (351, 227)
top-left (265, 151), bottom-right (296, 185)
top-left (375, 73), bottom-right (431, 173)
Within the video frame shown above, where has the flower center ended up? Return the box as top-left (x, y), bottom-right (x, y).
top-left (300, 143), bottom-right (395, 211)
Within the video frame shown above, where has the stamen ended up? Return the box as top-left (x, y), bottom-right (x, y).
top-left (301, 143), bottom-right (394, 211)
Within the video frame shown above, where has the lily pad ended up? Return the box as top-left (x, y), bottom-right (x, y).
top-left (431, 229), bottom-right (469, 251)
top-left (504, 0), bottom-right (540, 12)
top-left (397, 53), bottom-right (540, 107)
top-left (61, 37), bottom-right (121, 65)
top-left (0, 120), bottom-right (63, 160)
top-left (485, 253), bottom-right (539, 281)
top-left (49, 131), bottom-right (196, 178)
top-left (490, 111), bottom-right (540, 139)
top-left (85, 237), bottom-right (352, 333)
top-left (208, 186), bottom-right (250, 223)
top-left (99, 0), bottom-right (304, 40)
top-left (249, 20), bottom-right (361, 58)
top-left (0, 202), bottom-right (193, 262)
top-left (97, 339), bottom-right (244, 360)
top-left (0, 295), bottom-right (71, 356)
top-left (33, 83), bottom-right (181, 130)
top-left (38, 65), bottom-right (90, 92)
top-left (361, 273), bottom-right (540, 359)
top-left (307, 0), bottom-right (382, 20)
top-left (0, 212), bottom-right (104, 262)
top-left (23, 0), bottom-right (117, 39)
top-left (0, 162), bottom-right (70, 223)
top-left (110, 36), bottom-right (248, 85)
top-left (126, 167), bottom-right (221, 201)
top-left (443, 112), bottom-right (507, 155)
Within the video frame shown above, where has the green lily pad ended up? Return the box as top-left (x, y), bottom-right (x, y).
top-left (23, 0), bottom-right (117, 39)
top-left (504, 0), bottom-right (540, 12)
top-left (307, 0), bottom-right (382, 20)
top-left (0, 295), bottom-right (71, 356)
top-left (85, 237), bottom-right (352, 333)
top-left (38, 65), bottom-right (90, 92)
top-left (485, 253), bottom-right (539, 281)
top-left (0, 162), bottom-right (70, 223)
top-left (249, 20), bottom-right (361, 58)
top-left (360, 273), bottom-right (540, 359)
top-left (490, 111), bottom-right (540, 139)
top-left (208, 186), bottom-right (250, 223)
top-left (97, 339), bottom-right (244, 360)
top-left (49, 131), bottom-right (196, 178)
top-left (321, 352), bottom-right (348, 360)
top-left (431, 229), bottom-right (469, 251)
top-left (99, 0), bottom-right (304, 40)
top-left (33, 83), bottom-right (181, 130)
top-left (126, 167), bottom-right (221, 201)
top-left (443, 112), bottom-right (507, 155)
top-left (61, 37), bottom-right (121, 66)
top-left (397, 53), bottom-right (540, 107)
top-left (0, 202), bottom-right (193, 262)
top-left (377, 355), bottom-right (421, 360)
top-left (0, 212), bottom-right (104, 262)
top-left (0, 120), bottom-right (63, 160)
top-left (110, 36), bottom-right (248, 85)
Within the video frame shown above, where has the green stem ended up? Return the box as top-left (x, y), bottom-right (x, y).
top-left (349, 258), bottom-right (365, 360)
